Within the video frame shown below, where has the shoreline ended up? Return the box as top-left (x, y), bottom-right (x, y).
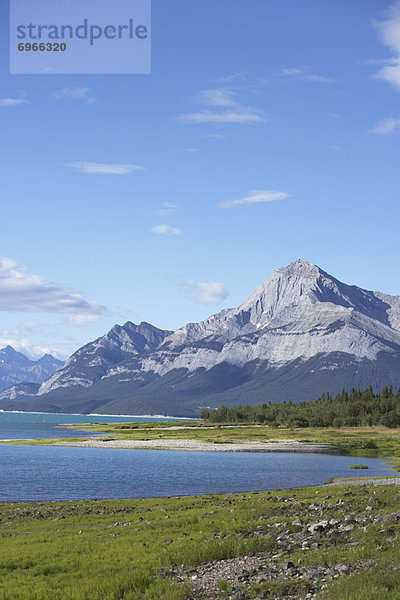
top-left (1, 478), bottom-right (399, 600)
top-left (1, 474), bottom-right (399, 506)
top-left (48, 438), bottom-right (336, 453)
top-left (0, 409), bottom-right (191, 419)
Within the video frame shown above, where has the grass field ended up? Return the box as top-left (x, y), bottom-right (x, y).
top-left (63, 420), bottom-right (400, 451)
top-left (2, 422), bottom-right (400, 598)
top-left (1, 483), bottom-right (400, 599)
top-left (15, 421), bottom-right (399, 469)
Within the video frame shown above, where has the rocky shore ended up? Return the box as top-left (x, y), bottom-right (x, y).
top-left (165, 493), bottom-right (400, 599)
top-left (51, 438), bottom-right (335, 453)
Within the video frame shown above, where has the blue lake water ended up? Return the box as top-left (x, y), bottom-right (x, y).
top-left (0, 412), bottom-right (391, 503)
top-left (0, 410), bottom-right (174, 440)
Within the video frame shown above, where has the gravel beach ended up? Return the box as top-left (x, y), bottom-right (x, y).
top-left (50, 438), bottom-right (336, 453)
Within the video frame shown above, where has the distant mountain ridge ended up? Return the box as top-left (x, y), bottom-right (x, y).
top-left (37, 321), bottom-right (172, 396)
top-left (1, 259), bottom-right (400, 416)
top-left (0, 346), bottom-right (64, 393)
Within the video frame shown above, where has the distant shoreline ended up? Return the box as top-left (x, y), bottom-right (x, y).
top-left (0, 410), bottom-right (192, 419)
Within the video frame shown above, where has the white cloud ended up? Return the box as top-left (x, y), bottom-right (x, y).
top-left (64, 314), bottom-right (100, 326)
top-left (1, 321), bottom-right (39, 338)
top-left (373, 3), bottom-right (400, 90)
top-left (281, 67), bottom-right (334, 82)
top-left (197, 88), bottom-right (238, 106)
top-left (52, 87), bottom-right (95, 103)
top-left (151, 224), bottom-right (182, 235)
top-left (0, 98), bottom-right (29, 107)
top-left (153, 203), bottom-right (178, 216)
top-left (0, 338), bottom-right (66, 360)
top-left (220, 189), bottom-right (289, 209)
top-left (369, 115), bottom-right (400, 134)
top-left (179, 110), bottom-right (265, 124)
top-left (374, 63), bottom-right (400, 88)
top-left (179, 87), bottom-right (265, 125)
top-left (171, 277), bottom-right (229, 305)
top-left (65, 162), bottom-right (145, 175)
top-left (0, 257), bottom-right (105, 317)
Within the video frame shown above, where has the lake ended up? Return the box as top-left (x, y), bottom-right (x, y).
top-left (0, 410), bottom-right (173, 440)
top-left (0, 412), bottom-right (390, 502)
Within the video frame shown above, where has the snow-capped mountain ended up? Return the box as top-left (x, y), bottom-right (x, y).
top-left (2, 260), bottom-right (400, 416)
top-left (0, 346), bottom-right (64, 393)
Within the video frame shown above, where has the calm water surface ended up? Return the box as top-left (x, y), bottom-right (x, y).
top-left (0, 410), bottom-right (173, 439)
top-left (0, 412), bottom-right (390, 502)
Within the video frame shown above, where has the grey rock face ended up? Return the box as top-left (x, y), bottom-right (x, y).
top-left (37, 321), bottom-right (172, 395)
top-left (0, 382), bottom-right (40, 401)
top-left (0, 346), bottom-right (63, 393)
top-left (6, 259), bottom-right (400, 414)
top-left (139, 258), bottom-right (400, 376)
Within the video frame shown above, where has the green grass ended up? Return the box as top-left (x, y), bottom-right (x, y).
top-left (319, 568), bottom-right (400, 600)
top-left (6, 422), bottom-right (400, 467)
top-left (1, 484), bottom-right (400, 599)
top-left (0, 437), bottom-right (88, 446)
top-left (62, 421), bottom-right (400, 454)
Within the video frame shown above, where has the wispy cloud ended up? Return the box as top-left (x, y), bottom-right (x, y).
top-left (218, 73), bottom-right (268, 88)
top-left (52, 87), bottom-right (95, 103)
top-left (180, 110), bottom-right (265, 124)
top-left (151, 224), bottom-right (182, 235)
top-left (179, 86), bottom-right (265, 125)
top-left (0, 98), bottom-right (29, 107)
top-left (196, 88), bottom-right (238, 107)
top-left (329, 144), bottom-right (352, 152)
top-left (65, 162), bottom-right (145, 175)
top-left (0, 338), bottom-right (66, 360)
top-left (153, 203), bottom-right (178, 217)
top-left (1, 321), bottom-right (39, 338)
top-left (63, 314), bottom-right (100, 326)
top-left (170, 277), bottom-right (229, 305)
top-left (373, 3), bottom-right (400, 90)
top-left (0, 257), bottom-right (105, 318)
top-left (220, 189), bottom-right (289, 209)
top-left (0, 322), bottom-right (69, 359)
top-left (281, 67), bottom-right (334, 82)
top-left (369, 115), bottom-right (400, 134)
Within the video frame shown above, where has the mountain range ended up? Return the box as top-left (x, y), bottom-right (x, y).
top-left (1, 259), bottom-right (400, 416)
top-left (0, 346), bottom-right (63, 394)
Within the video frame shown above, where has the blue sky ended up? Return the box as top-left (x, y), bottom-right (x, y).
top-left (1, 0), bottom-right (400, 359)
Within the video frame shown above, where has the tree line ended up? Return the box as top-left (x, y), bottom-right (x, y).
top-left (200, 386), bottom-right (400, 428)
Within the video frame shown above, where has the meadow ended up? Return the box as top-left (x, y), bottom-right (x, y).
top-left (2, 419), bottom-right (400, 598)
top-left (1, 482), bottom-right (400, 599)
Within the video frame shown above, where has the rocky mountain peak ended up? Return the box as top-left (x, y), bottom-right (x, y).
top-left (237, 259), bottom-right (328, 328)
top-left (238, 259), bottom-right (395, 330)
top-left (37, 319), bottom-right (173, 396)
top-left (0, 345), bottom-right (19, 355)
top-left (38, 353), bottom-right (63, 364)
top-left (0, 347), bottom-right (64, 393)
top-left (0, 346), bottom-right (32, 367)
top-left (3, 260), bottom-right (400, 415)
top-left (277, 258), bottom-right (322, 277)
